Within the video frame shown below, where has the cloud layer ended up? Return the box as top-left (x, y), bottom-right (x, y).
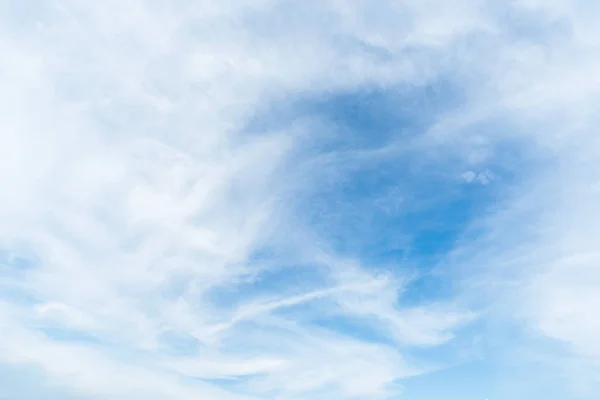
top-left (1, 1), bottom-right (600, 399)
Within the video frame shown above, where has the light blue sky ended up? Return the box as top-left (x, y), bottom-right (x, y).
top-left (1, 1), bottom-right (600, 399)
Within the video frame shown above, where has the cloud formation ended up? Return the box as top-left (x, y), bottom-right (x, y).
top-left (1, 1), bottom-right (599, 399)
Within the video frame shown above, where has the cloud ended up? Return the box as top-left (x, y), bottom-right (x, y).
top-left (0, 1), bottom-right (479, 399)
top-left (428, 0), bottom-right (600, 394)
top-left (1, 0), bottom-right (599, 399)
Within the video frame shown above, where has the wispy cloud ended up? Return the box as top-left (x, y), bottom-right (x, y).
top-left (1, 1), bottom-right (599, 399)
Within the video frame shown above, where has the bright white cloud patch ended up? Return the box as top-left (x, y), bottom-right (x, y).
top-left (0, 1), bottom-right (599, 399)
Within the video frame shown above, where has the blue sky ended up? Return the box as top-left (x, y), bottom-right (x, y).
top-left (1, 1), bottom-right (600, 399)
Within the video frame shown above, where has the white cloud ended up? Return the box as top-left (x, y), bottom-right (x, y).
top-left (0, 1), bottom-right (480, 399)
top-left (461, 170), bottom-right (494, 184)
top-left (1, 0), bottom-right (600, 399)
top-left (438, 0), bottom-right (600, 393)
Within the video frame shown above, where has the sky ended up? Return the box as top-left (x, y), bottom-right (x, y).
top-left (1, 1), bottom-right (599, 399)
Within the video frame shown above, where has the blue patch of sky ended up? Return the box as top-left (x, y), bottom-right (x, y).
top-left (229, 67), bottom-right (547, 321)
top-left (287, 80), bottom-right (482, 265)
top-left (244, 77), bottom-right (461, 148)
top-left (237, 77), bottom-right (530, 308)
top-left (403, 337), bottom-right (590, 400)
top-left (400, 358), bottom-right (494, 400)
